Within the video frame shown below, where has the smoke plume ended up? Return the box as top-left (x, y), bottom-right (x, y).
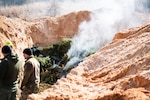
top-left (64, 0), bottom-right (146, 69)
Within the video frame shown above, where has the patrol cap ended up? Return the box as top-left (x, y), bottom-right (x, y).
top-left (2, 45), bottom-right (12, 54)
top-left (23, 48), bottom-right (33, 55)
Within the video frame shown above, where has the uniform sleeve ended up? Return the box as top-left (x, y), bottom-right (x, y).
top-left (21, 61), bottom-right (34, 88)
top-left (0, 60), bottom-right (8, 79)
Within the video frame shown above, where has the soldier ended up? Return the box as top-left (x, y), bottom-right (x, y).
top-left (20, 48), bottom-right (40, 100)
top-left (0, 45), bottom-right (22, 100)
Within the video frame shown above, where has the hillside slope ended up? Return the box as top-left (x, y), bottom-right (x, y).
top-left (0, 11), bottom-right (90, 57)
top-left (0, 9), bottom-right (150, 100)
top-left (28, 24), bottom-right (150, 100)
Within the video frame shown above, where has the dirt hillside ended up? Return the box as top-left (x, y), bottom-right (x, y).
top-left (27, 24), bottom-right (150, 100)
top-left (0, 11), bottom-right (90, 58)
top-left (0, 10), bottom-right (150, 100)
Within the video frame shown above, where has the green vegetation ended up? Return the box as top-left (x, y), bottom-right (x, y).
top-left (33, 38), bottom-right (95, 87)
top-left (40, 38), bottom-right (72, 59)
top-left (39, 83), bottom-right (51, 92)
top-left (34, 38), bottom-right (72, 85)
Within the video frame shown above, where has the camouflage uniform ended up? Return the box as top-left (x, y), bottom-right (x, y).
top-left (0, 53), bottom-right (22, 100)
top-left (20, 55), bottom-right (40, 100)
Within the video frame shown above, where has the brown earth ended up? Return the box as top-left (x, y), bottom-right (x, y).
top-left (0, 10), bottom-right (150, 100)
top-left (28, 11), bottom-right (90, 46)
top-left (28, 24), bottom-right (150, 100)
top-left (0, 10), bottom-right (90, 58)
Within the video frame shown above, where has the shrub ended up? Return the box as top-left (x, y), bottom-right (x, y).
top-left (34, 38), bottom-right (72, 85)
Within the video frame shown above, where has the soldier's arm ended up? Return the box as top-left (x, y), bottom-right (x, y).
top-left (0, 60), bottom-right (8, 79)
top-left (21, 62), bottom-right (34, 89)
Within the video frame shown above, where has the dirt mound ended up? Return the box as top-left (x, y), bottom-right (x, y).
top-left (29, 11), bottom-right (90, 46)
top-left (0, 11), bottom-right (90, 57)
top-left (0, 16), bottom-right (33, 57)
top-left (28, 24), bottom-right (150, 100)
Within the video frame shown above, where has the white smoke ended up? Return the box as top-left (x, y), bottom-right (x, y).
top-left (64, 0), bottom-right (145, 69)
top-left (9, 0), bottom-right (144, 69)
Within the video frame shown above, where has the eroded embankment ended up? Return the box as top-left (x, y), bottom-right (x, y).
top-left (28, 25), bottom-right (150, 100)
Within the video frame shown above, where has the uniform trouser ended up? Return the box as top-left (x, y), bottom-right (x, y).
top-left (19, 91), bottom-right (29, 100)
top-left (19, 86), bottom-right (39, 100)
top-left (0, 89), bottom-right (17, 100)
